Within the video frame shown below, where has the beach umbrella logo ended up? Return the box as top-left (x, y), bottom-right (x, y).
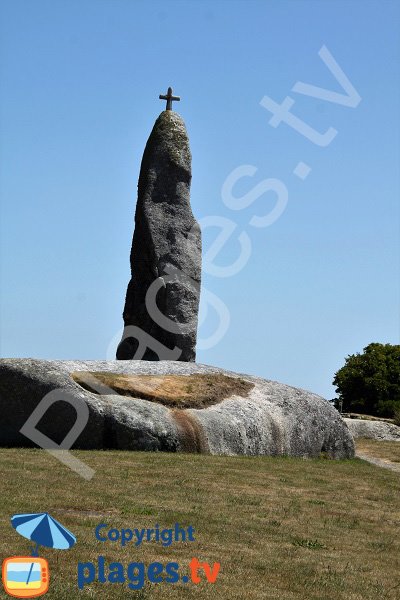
top-left (11, 513), bottom-right (76, 556)
top-left (2, 513), bottom-right (76, 598)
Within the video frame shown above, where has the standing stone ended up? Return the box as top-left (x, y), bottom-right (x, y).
top-left (116, 110), bottom-right (201, 361)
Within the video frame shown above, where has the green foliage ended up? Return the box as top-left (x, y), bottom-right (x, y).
top-left (333, 343), bottom-right (400, 418)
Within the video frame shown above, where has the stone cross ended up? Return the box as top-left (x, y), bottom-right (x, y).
top-left (159, 87), bottom-right (180, 111)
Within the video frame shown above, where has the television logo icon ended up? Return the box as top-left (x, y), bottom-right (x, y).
top-left (2, 557), bottom-right (49, 598)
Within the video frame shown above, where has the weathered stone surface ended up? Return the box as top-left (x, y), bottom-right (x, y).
top-left (117, 111), bottom-right (201, 362)
top-left (0, 359), bottom-right (354, 458)
top-left (344, 418), bottom-right (400, 441)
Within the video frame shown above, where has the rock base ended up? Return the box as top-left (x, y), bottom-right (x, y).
top-left (0, 359), bottom-right (354, 458)
top-left (344, 418), bottom-right (400, 442)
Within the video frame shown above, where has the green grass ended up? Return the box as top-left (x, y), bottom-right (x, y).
top-left (0, 449), bottom-right (399, 599)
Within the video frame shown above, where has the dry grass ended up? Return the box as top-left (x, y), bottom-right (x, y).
top-left (355, 439), bottom-right (400, 463)
top-left (344, 413), bottom-right (395, 423)
top-left (0, 449), bottom-right (399, 600)
top-left (71, 372), bottom-right (254, 409)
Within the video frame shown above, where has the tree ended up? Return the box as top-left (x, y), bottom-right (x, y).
top-left (333, 343), bottom-right (400, 417)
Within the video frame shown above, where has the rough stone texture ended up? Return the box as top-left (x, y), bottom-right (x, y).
top-left (344, 418), bottom-right (400, 441)
top-left (0, 359), bottom-right (354, 458)
top-left (117, 111), bottom-right (201, 362)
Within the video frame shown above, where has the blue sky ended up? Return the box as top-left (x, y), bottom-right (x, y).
top-left (0, 0), bottom-right (399, 399)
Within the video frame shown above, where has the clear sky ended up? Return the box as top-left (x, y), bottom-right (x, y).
top-left (1, 0), bottom-right (399, 399)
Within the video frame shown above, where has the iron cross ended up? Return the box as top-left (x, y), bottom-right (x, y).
top-left (159, 87), bottom-right (180, 110)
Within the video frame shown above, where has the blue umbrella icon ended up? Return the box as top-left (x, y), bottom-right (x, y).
top-left (11, 512), bottom-right (76, 557)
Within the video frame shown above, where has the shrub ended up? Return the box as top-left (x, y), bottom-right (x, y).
top-left (333, 343), bottom-right (400, 418)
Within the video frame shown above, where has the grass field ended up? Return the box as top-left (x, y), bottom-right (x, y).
top-left (355, 438), bottom-right (400, 463)
top-left (0, 448), bottom-right (399, 600)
